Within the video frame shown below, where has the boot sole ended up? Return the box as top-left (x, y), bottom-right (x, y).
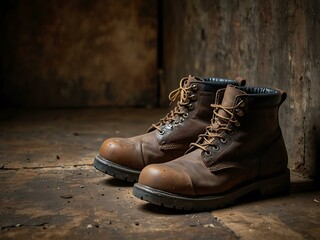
top-left (133, 169), bottom-right (290, 211)
top-left (93, 155), bottom-right (140, 182)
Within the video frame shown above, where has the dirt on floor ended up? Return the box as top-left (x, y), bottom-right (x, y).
top-left (0, 109), bottom-right (319, 240)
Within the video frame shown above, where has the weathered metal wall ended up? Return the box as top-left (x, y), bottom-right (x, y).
top-left (162, 0), bottom-right (320, 178)
top-left (0, 0), bottom-right (157, 107)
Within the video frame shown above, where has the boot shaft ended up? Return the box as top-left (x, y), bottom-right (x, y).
top-left (134, 84), bottom-right (290, 210)
top-left (199, 85), bottom-right (288, 179)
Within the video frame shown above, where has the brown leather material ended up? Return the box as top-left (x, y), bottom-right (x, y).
top-left (137, 85), bottom-right (288, 197)
top-left (98, 76), bottom-right (243, 174)
top-left (138, 149), bottom-right (247, 196)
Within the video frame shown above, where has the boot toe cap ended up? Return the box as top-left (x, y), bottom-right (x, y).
top-left (99, 138), bottom-right (144, 170)
top-left (99, 138), bottom-right (123, 158)
top-left (138, 164), bottom-right (195, 196)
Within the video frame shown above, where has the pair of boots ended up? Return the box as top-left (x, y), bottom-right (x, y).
top-left (94, 75), bottom-right (289, 211)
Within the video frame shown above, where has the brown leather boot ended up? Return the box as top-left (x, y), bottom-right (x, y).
top-left (94, 76), bottom-right (245, 182)
top-left (133, 84), bottom-right (289, 211)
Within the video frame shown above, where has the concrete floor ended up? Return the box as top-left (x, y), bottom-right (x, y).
top-left (0, 108), bottom-right (319, 240)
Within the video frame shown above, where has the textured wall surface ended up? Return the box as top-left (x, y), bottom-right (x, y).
top-left (1, 0), bottom-right (319, 178)
top-left (0, 0), bottom-right (157, 107)
top-left (162, 0), bottom-right (320, 178)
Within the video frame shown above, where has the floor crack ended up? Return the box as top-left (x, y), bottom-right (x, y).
top-left (0, 163), bottom-right (93, 171)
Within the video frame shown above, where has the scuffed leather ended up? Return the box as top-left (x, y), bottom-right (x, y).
top-left (99, 76), bottom-right (242, 171)
top-left (138, 85), bottom-right (288, 196)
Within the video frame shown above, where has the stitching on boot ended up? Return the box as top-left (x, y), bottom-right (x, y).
top-left (209, 161), bottom-right (244, 172)
top-left (160, 143), bottom-right (186, 151)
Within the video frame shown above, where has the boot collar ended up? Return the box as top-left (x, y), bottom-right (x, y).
top-left (218, 85), bottom-right (286, 107)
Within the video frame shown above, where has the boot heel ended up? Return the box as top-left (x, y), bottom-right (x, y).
top-left (259, 169), bottom-right (290, 197)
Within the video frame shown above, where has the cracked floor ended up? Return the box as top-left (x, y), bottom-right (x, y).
top-left (0, 108), bottom-right (319, 239)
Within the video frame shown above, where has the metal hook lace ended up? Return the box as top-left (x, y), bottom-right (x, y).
top-left (190, 100), bottom-right (244, 152)
top-left (152, 77), bottom-right (194, 131)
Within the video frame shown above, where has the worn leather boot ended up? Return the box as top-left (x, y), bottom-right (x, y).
top-left (94, 76), bottom-right (245, 182)
top-left (133, 84), bottom-right (289, 211)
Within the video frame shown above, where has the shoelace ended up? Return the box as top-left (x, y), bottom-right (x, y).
top-left (151, 77), bottom-right (196, 132)
top-left (190, 100), bottom-right (244, 153)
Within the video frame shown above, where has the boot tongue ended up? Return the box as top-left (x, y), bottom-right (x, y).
top-left (216, 85), bottom-right (246, 121)
top-left (221, 85), bottom-right (245, 107)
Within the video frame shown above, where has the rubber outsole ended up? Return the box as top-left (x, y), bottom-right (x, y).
top-left (93, 155), bottom-right (140, 183)
top-left (132, 169), bottom-right (290, 212)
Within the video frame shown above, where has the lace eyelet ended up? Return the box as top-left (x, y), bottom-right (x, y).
top-left (183, 112), bottom-right (189, 118)
top-left (220, 138), bottom-right (227, 144)
top-left (235, 120), bottom-right (240, 127)
top-left (213, 145), bottom-right (220, 151)
top-left (239, 101), bottom-right (245, 107)
top-left (158, 130), bottom-right (165, 135)
top-left (188, 103), bottom-right (194, 110)
top-left (236, 109), bottom-right (243, 116)
top-left (189, 94), bottom-right (197, 101)
top-left (167, 124), bottom-right (173, 130)
top-left (174, 120), bottom-right (179, 125)
top-left (180, 117), bottom-right (185, 123)
top-left (204, 150), bottom-right (212, 156)
top-left (228, 130), bottom-right (234, 135)
top-left (191, 84), bottom-right (198, 91)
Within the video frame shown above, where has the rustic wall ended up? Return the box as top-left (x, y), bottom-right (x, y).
top-left (162, 0), bottom-right (320, 179)
top-left (1, 0), bottom-right (319, 179)
top-left (0, 0), bottom-right (157, 107)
